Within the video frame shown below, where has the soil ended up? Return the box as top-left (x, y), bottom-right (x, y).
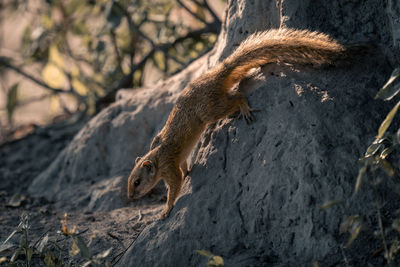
top-left (0, 119), bottom-right (161, 265)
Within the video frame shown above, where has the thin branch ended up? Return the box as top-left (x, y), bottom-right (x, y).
top-left (117, 5), bottom-right (155, 48)
top-left (110, 29), bottom-right (124, 73)
top-left (64, 42), bottom-right (93, 66)
top-left (18, 94), bottom-right (50, 106)
top-left (58, 94), bottom-right (73, 115)
top-left (113, 1), bottom-right (158, 74)
top-left (33, 229), bottom-right (51, 248)
top-left (95, 24), bottom-right (217, 111)
top-left (0, 57), bottom-right (64, 93)
top-left (163, 26), bottom-right (216, 48)
top-left (377, 201), bottom-right (390, 262)
top-left (111, 237), bottom-right (136, 266)
top-left (165, 53), bottom-right (185, 66)
top-left (340, 245), bottom-right (350, 267)
top-left (65, 72), bottom-right (87, 112)
top-left (176, 0), bottom-right (208, 25)
top-left (0, 57), bottom-right (85, 109)
top-left (113, 2), bottom-right (154, 63)
top-left (95, 48), bottom-right (154, 111)
top-left (200, 0), bottom-right (221, 24)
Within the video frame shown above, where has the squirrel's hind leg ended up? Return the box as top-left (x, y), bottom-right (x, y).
top-left (226, 91), bottom-right (255, 123)
top-left (201, 90), bottom-right (255, 123)
top-left (236, 96), bottom-right (255, 123)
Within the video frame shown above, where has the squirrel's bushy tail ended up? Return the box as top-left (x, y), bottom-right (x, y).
top-left (221, 28), bottom-right (347, 90)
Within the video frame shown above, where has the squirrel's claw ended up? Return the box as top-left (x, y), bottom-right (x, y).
top-left (239, 105), bottom-right (258, 124)
top-left (160, 208), bottom-right (171, 220)
top-left (160, 212), bottom-right (168, 220)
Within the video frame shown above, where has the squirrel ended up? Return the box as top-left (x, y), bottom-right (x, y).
top-left (127, 28), bottom-right (357, 219)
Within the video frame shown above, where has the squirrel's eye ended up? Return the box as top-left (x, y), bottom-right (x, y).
top-left (134, 179), bottom-right (141, 186)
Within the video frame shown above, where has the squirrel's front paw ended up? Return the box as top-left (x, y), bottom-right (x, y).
top-left (160, 209), bottom-right (171, 220)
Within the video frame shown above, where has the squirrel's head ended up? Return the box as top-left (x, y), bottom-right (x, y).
top-left (127, 156), bottom-right (159, 200)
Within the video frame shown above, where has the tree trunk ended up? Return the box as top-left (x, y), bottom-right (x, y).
top-left (28, 0), bottom-right (400, 266)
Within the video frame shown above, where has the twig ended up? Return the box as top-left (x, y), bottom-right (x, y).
top-left (95, 24), bottom-right (217, 111)
top-left (111, 238), bottom-right (136, 266)
top-left (0, 57), bottom-right (84, 104)
top-left (137, 210), bottom-right (142, 222)
top-left (373, 184), bottom-right (390, 263)
top-left (340, 245), bottom-right (350, 267)
top-left (120, 8), bottom-right (156, 49)
top-left (176, 0), bottom-right (208, 25)
top-left (17, 94), bottom-right (50, 106)
top-left (199, 0), bottom-right (221, 24)
top-left (57, 94), bottom-right (73, 115)
top-left (190, 0), bottom-right (221, 24)
top-left (165, 53), bottom-right (185, 66)
top-left (110, 29), bottom-right (123, 73)
top-left (107, 232), bottom-right (120, 241)
top-left (377, 202), bottom-right (390, 262)
top-left (0, 57), bottom-right (64, 94)
top-left (33, 229), bottom-right (50, 248)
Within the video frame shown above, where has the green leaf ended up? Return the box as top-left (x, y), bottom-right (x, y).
top-left (380, 146), bottom-right (394, 159)
top-left (397, 129), bottom-right (400, 145)
top-left (6, 83), bottom-right (19, 122)
top-left (196, 250), bottom-right (224, 267)
top-left (340, 215), bottom-right (363, 247)
top-left (393, 219), bottom-right (400, 233)
top-left (72, 236), bottom-right (91, 259)
top-left (3, 229), bottom-right (18, 245)
top-left (71, 20), bottom-right (89, 36)
top-left (375, 68), bottom-right (400, 100)
top-left (36, 233), bottom-right (49, 253)
top-left (196, 249), bottom-right (213, 258)
top-left (95, 248), bottom-right (112, 259)
top-left (64, 0), bottom-right (86, 16)
top-left (0, 242), bottom-right (15, 253)
top-left (355, 165), bottom-right (367, 195)
top-left (207, 255), bottom-right (224, 267)
top-left (379, 159), bottom-right (395, 176)
top-left (82, 260), bottom-right (92, 267)
top-left (6, 193), bottom-right (26, 207)
top-left (70, 239), bottom-right (80, 256)
top-left (346, 221), bottom-right (362, 247)
top-left (364, 139), bottom-right (384, 157)
top-left (153, 51), bottom-right (166, 71)
top-left (10, 247), bottom-right (21, 263)
top-left (377, 100), bottom-right (400, 138)
top-left (44, 251), bottom-right (55, 267)
top-left (389, 239), bottom-right (400, 261)
top-left (319, 199), bottom-right (343, 210)
top-left (26, 247), bottom-right (33, 263)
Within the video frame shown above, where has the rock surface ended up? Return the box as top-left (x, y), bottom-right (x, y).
top-left (26, 0), bottom-right (400, 266)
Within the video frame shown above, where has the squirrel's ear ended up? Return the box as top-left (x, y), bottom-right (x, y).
top-left (135, 157), bottom-right (142, 164)
top-left (142, 160), bottom-right (153, 170)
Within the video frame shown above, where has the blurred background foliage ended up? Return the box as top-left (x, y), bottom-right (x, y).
top-left (0, 0), bottom-right (224, 142)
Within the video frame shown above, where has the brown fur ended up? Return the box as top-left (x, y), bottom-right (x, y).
top-left (127, 28), bottom-right (350, 219)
